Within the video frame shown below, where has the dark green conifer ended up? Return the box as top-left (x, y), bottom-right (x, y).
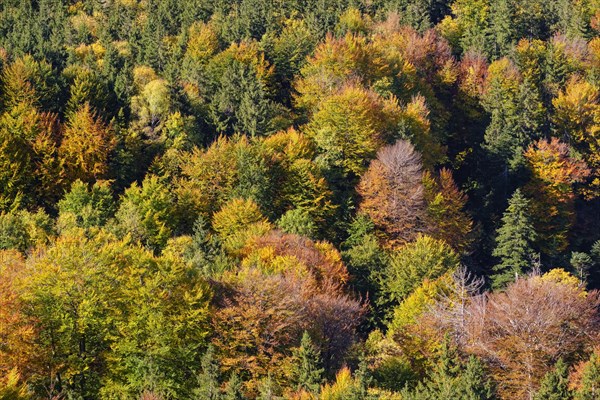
top-left (194, 345), bottom-right (221, 400)
top-left (290, 331), bottom-right (324, 396)
top-left (534, 359), bottom-right (571, 400)
top-left (492, 189), bottom-right (537, 289)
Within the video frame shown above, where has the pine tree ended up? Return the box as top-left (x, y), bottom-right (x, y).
top-left (492, 189), bottom-right (537, 289)
top-left (194, 345), bottom-right (222, 400)
top-left (290, 331), bottom-right (324, 396)
top-left (534, 359), bottom-right (571, 400)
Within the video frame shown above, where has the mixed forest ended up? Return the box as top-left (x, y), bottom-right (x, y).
top-left (2, 0), bottom-right (600, 399)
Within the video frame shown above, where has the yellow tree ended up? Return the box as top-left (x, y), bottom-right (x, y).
top-left (552, 77), bottom-right (600, 196)
top-left (423, 168), bottom-right (473, 253)
top-left (524, 138), bottom-right (590, 256)
top-left (304, 85), bottom-right (401, 177)
top-left (59, 102), bottom-right (116, 184)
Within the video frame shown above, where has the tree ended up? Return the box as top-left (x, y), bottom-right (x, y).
top-left (534, 359), bottom-right (571, 400)
top-left (106, 252), bottom-right (212, 399)
top-left (113, 175), bottom-right (178, 251)
top-left (491, 189), bottom-right (537, 289)
top-left (290, 331), bottom-right (324, 396)
top-left (450, 0), bottom-right (491, 55)
top-left (211, 198), bottom-right (272, 256)
top-left (304, 85), bottom-right (401, 178)
top-left (57, 180), bottom-right (114, 232)
top-left (261, 18), bottom-right (316, 104)
top-left (357, 140), bottom-right (426, 247)
top-left (574, 352), bottom-right (600, 400)
top-left (59, 102), bottom-right (116, 184)
top-left (454, 271), bottom-right (600, 399)
top-left (1, 55), bottom-right (60, 112)
top-left (130, 78), bottom-right (172, 141)
top-left (552, 77), bottom-right (600, 195)
top-left (402, 341), bottom-right (496, 400)
top-left (65, 68), bottom-right (110, 117)
top-left (194, 345), bottom-right (221, 400)
top-left (0, 369), bottom-right (31, 400)
top-left (0, 209), bottom-right (53, 252)
top-left (0, 104), bottom-right (59, 210)
top-left (482, 58), bottom-right (544, 171)
top-left (423, 168), bottom-right (473, 253)
top-left (382, 235), bottom-right (459, 305)
top-left (524, 138), bottom-right (590, 256)
top-left (224, 373), bottom-right (245, 400)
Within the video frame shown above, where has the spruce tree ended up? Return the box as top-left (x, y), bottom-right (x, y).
top-left (492, 189), bottom-right (537, 289)
top-left (403, 341), bottom-right (495, 399)
top-left (257, 375), bottom-right (277, 400)
top-left (575, 354), bottom-right (600, 400)
top-left (457, 356), bottom-right (496, 400)
top-left (488, 0), bottom-right (514, 58)
top-left (290, 331), bottom-right (324, 396)
top-left (224, 372), bottom-right (244, 400)
top-left (534, 359), bottom-right (571, 400)
top-left (194, 345), bottom-right (221, 400)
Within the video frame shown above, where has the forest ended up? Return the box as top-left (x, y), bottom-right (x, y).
top-left (1, 0), bottom-right (600, 399)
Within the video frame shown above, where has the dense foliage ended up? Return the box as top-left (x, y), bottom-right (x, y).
top-left (1, 0), bottom-right (600, 399)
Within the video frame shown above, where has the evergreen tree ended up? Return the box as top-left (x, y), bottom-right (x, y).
top-left (257, 375), bottom-right (277, 400)
top-left (534, 359), bottom-right (571, 400)
top-left (290, 331), bottom-right (324, 396)
top-left (491, 189), bottom-right (537, 289)
top-left (224, 373), bottom-right (245, 400)
top-left (457, 357), bottom-right (496, 400)
top-left (194, 345), bottom-right (222, 400)
top-left (402, 341), bottom-right (495, 399)
top-left (570, 252), bottom-right (593, 283)
top-left (575, 353), bottom-right (600, 400)
top-left (488, 0), bottom-right (515, 58)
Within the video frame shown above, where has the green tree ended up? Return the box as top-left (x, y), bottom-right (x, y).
top-left (491, 189), bottom-right (537, 289)
top-left (534, 359), bottom-right (571, 400)
top-left (209, 60), bottom-right (276, 137)
top-left (290, 331), bottom-right (324, 396)
top-left (113, 175), bottom-right (178, 251)
top-left (575, 353), bottom-right (600, 400)
top-left (57, 180), bottom-right (115, 231)
top-left (194, 345), bottom-right (222, 400)
top-left (402, 341), bottom-right (495, 399)
top-left (0, 209), bottom-right (53, 252)
top-left (383, 235), bottom-right (459, 304)
top-left (224, 373), bottom-right (245, 400)
top-left (483, 59), bottom-right (544, 171)
top-left (276, 209), bottom-right (318, 239)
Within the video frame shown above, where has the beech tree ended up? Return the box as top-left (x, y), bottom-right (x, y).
top-left (524, 138), bottom-right (590, 256)
top-left (453, 271), bottom-right (600, 399)
top-left (357, 140), bottom-right (426, 247)
top-left (59, 102), bottom-right (116, 184)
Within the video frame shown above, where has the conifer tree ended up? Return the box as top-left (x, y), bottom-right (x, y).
top-left (534, 359), bottom-right (571, 400)
top-left (224, 373), bottom-right (245, 400)
top-left (195, 345), bottom-right (221, 400)
top-left (458, 357), bottom-right (496, 400)
top-left (402, 341), bottom-right (495, 399)
top-left (575, 353), bottom-right (600, 400)
top-left (290, 331), bottom-right (324, 396)
top-left (491, 189), bottom-right (537, 289)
